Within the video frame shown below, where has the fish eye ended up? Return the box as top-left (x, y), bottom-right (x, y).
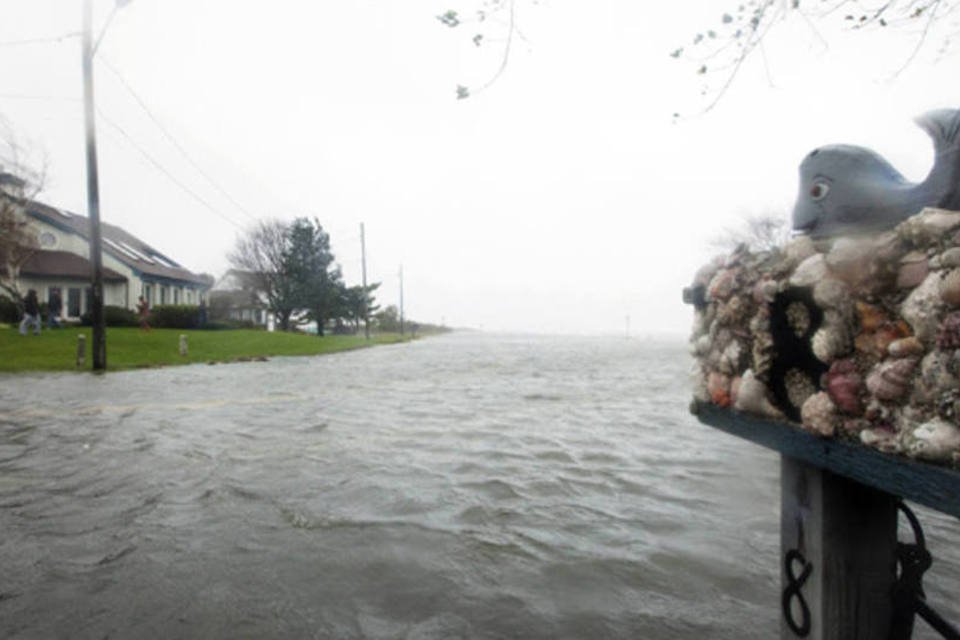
top-left (810, 182), bottom-right (830, 201)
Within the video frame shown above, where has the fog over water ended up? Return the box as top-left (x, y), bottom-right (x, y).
top-left (0, 334), bottom-right (957, 638)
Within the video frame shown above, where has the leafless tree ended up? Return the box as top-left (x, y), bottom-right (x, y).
top-left (227, 219), bottom-right (297, 331)
top-left (0, 121), bottom-right (47, 302)
top-left (709, 211), bottom-right (792, 253)
top-left (673, 0), bottom-right (959, 113)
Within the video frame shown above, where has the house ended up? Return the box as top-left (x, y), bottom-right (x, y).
top-left (209, 269), bottom-right (273, 329)
top-left (2, 187), bottom-right (212, 321)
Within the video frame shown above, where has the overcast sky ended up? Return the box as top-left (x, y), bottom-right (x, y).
top-left (0, 1), bottom-right (957, 334)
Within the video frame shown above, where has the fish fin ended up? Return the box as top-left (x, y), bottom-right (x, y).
top-left (915, 108), bottom-right (960, 210)
top-left (915, 108), bottom-right (960, 151)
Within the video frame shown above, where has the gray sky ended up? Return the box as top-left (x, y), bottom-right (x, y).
top-left (0, 1), bottom-right (957, 334)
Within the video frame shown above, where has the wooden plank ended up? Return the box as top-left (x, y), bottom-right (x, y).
top-left (691, 401), bottom-right (960, 520)
top-left (780, 457), bottom-right (898, 639)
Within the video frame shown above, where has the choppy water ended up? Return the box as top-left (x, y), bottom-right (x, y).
top-left (0, 333), bottom-right (956, 639)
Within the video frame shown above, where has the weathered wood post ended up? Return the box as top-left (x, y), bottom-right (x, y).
top-left (179, 334), bottom-right (188, 357)
top-left (76, 333), bottom-right (86, 368)
top-left (780, 458), bottom-right (898, 639)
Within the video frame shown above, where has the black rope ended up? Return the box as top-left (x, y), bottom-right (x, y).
top-left (889, 502), bottom-right (960, 640)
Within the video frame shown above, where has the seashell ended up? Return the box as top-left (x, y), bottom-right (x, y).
top-left (707, 269), bottom-right (738, 302)
top-left (936, 389), bottom-right (960, 422)
top-left (896, 207), bottom-right (960, 246)
top-left (907, 418), bottom-right (960, 462)
top-left (936, 247), bottom-right (960, 269)
top-left (790, 254), bottom-right (828, 288)
top-left (824, 359), bottom-right (864, 416)
top-left (718, 340), bottom-right (745, 375)
top-left (936, 311), bottom-right (960, 351)
top-left (920, 350), bottom-right (959, 393)
top-left (691, 334), bottom-right (711, 358)
top-left (800, 392), bottom-right (838, 437)
top-left (813, 278), bottom-right (853, 316)
top-left (707, 371), bottom-right (732, 408)
top-left (855, 321), bottom-right (911, 359)
top-left (896, 252), bottom-right (929, 289)
top-left (730, 375), bottom-right (742, 405)
top-left (785, 368), bottom-right (817, 411)
top-left (900, 272), bottom-right (944, 344)
top-left (940, 269), bottom-right (960, 307)
top-left (733, 370), bottom-right (785, 419)
top-left (887, 336), bottom-right (925, 358)
top-left (860, 425), bottom-right (903, 454)
top-left (752, 279), bottom-right (778, 305)
top-left (782, 235), bottom-right (817, 267)
top-left (751, 330), bottom-right (775, 381)
top-left (785, 301), bottom-right (812, 338)
top-left (811, 311), bottom-right (853, 364)
top-left (715, 295), bottom-right (748, 326)
top-left (691, 365), bottom-right (709, 403)
top-left (865, 357), bottom-right (918, 402)
top-left (856, 302), bottom-right (887, 333)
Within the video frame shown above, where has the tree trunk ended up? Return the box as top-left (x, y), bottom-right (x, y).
top-left (316, 311), bottom-right (325, 337)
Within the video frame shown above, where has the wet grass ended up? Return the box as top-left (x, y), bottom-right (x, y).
top-left (0, 326), bottom-right (411, 372)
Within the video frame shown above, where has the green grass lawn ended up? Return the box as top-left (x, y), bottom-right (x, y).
top-left (0, 326), bottom-right (410, 372)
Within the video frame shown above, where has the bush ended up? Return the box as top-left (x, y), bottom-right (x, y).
top-left (81, 305), bottom-right (139, 327)
top-left (0, 296), bottom-right (19, 323)
top-left (150, 304), bottom-right (201, 329)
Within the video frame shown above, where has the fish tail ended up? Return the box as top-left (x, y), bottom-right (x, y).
top-left (915, 108), bottom-right (960, 209)
top-left (915, 108), bottom-right (960, 152)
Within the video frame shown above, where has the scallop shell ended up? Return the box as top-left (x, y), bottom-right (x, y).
top-left (901, 272), bottom-right (944, 345)
top-left (691, 365), bottom-right (709, 403)
top-left (800, 392), bottom-right (838, 437)
top-left (887, 336), bottom-right (925, 359)
top-left (825, 359), bottom-right (864, 416)
top-left (733, 370), bottom-right (784, 419)
top-left (907, 418), bottom-right (960, 462)
top-left (790, 254), bottom-right (828, 288)
top-left (812, 311), bottom-right (853, 364)
top-left (865, 358), bottom-right (918, 402)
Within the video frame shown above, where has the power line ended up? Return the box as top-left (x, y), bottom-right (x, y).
top-left (96, 107), bottom-right (245, 231)
top-left (97, 54), bottom-right (259, 223)
top-left (0, 31), bottom-right (80, 48)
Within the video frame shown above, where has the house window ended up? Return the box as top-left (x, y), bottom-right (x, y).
top-left (143, 283), bottom-right (153, 305)
top-left (174, 288), bottom-right (180, 304)
top-left (160, 286), bottom-right (167, 305)
top-left (67, 288), bottom-right (81, 317)
top-left (47, 287), bottom-right (61, 314)
top-left (84, 288), bottom-right (92, 315)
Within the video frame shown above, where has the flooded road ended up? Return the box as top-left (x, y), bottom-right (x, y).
top-left (0, 333), bottom-right (957, 638)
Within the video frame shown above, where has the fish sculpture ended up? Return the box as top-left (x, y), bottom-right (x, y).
top-left (792, 108), bottom-right (960, 238)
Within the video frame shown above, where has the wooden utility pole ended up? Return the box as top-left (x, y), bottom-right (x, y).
top-left (360, 222), bottom-right (369, 340)
top-left (82, 0), bottom-right (106, 371)
top-left (399, 265), bottom-right (404, 336)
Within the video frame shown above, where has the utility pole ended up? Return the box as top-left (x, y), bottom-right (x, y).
top-left (399, 265), bottom-right (404, 336)
top-left (360, 222), bottom-right (369, 340)
top-left (83, 0), bottom-right (106, 371)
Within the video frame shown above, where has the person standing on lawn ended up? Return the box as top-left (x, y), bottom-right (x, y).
top-left (137, 295), bottom-right (151, 331)
top-left (19, 289), bottom-right (41, 336)
top-left (47, 289), bottom-right (62, 329)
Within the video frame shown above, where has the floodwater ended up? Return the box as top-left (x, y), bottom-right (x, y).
top-left (0, 333), bottom-right (957, 639)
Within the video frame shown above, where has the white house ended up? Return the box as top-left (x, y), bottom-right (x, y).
top-left (210, 269), bottom-right (273, 330)
top-left (7, 194), bottom-right (212, 321)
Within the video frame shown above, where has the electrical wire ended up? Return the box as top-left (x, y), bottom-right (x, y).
top-left (97, 54), bottom-right (259, 223)
top-left (96, 107), bottom-right (246, 231)
top-left (0, 31), bottom-right (80, 48)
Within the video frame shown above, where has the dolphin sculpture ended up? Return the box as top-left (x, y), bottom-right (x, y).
top-left (792, 108), bottom-right (960, 239)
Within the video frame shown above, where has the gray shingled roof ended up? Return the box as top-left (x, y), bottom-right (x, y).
top-left (24, 198), bottom-right (210, 286)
